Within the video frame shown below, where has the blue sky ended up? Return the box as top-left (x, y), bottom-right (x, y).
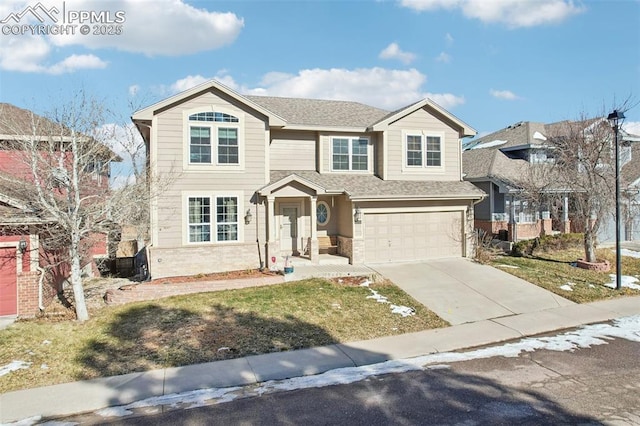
top-left (1, 0), bottom-right (639, 143)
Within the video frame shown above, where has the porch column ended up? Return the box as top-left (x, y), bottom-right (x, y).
top-left (508, 194), bottom-right (517, 242)
top-left (309, 196), bottom-right (319, 263)
top-left (267, 196), bottom-right (275, 242)
top-left (266, 196), bottom-right (277, 267)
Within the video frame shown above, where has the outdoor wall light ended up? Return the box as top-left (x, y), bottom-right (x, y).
top-left (18, 237), bottom-right (27, 253)
top-left (607, 109), bottom-right (625, 291)
top-left (354, 207), bottom-right (362, 224)
top-left (244, 209), bottom-right (253, 225)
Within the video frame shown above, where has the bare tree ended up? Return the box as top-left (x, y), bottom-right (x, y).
top-left (0, 93), bottom-right (120, 321)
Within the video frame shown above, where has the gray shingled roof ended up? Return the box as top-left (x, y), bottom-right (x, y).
top-left (463, 118), bottom-right (640, 190)
top-left (246, 96), bottom-right (389, 128)
top-left (269, 170), bottom-right (485, 199)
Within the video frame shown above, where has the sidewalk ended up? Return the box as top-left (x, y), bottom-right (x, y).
top-left (1, 271), bottom-right (640, 423)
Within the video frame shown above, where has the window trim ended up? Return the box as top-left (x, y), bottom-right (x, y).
top-left (183, 191), bottom-right (244, 245)
top-left (330, 136), bottom-right (371, 172)
top-left (316, 201), bottom-right (331, 226)
top-left (183, 107), bottom-right (245, 171)
top-left (402, 130), bottom-right (445, 173)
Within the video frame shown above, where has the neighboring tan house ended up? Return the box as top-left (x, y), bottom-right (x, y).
top-left (463, 120), bottom-right (640, 242)
top-left (132, 80), bottom-right (485, 279)
top-left (0, 103), bottom-right (114, 317)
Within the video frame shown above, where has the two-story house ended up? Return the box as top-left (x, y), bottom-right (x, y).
top-left (0, 103), bottom-right (114, 317)
top-left (463, 120), bottom-right (640, 242)
top-left (132, 80), bottom-right (485, 279)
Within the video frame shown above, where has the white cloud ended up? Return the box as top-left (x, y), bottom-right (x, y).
top-left (164, 67), bottom-right (466, 111)
top-left (379, 43), bottom-right (416, 65)
top-left (0, 0), bottom-right (243, 74)
top-left (490, 89), bottom-right (520, 100)
top-left (170, 74), bottom-right (209, 93)
top-left (426, 92), bottom-right (466, 109)
top-left (48, 0), bottom-right (244, 56)
top-left (47, 54), bottom-right (108, 74)
top-left (435, 52), bottom-right (451, 63)
top-left (401, 0), bottom-right (585, 28)
top-left (128, 85), bottom-right (140, 97)
top-left (0, 35), bottom-right (107, 73)
top-left (445, 32), bottom-right (454, 45)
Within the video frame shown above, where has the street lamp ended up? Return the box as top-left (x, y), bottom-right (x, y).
top-left (607, 109), bottom-right (625, 290)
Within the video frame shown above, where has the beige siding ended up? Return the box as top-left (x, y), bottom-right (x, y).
top-left (385, 107), bottom-right (461, 181)
top-left (152, 89), bottom-right (269, 249)
top-left (270, 130), bottom-right (317, 170)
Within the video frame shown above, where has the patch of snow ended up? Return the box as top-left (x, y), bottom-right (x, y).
top-left (7, 416), bottom-right (43, 425)
top-left (96, 386), bottom-right (243, 418)
top-left (90, 315), bottom-right (640, 419)
top-left (390, 305), bottom-right (415, 317)
top-left (604, 274), bottom-right (640, 290)
top-left (217, 347), bottom-right (230, 353)
top-left (533, 131), bottom-right (547, 141)
top-left (42, 340), bottom-right (52, 345)
top-left (616, 248), bottom-right (640, 259)
top-left (559, 284), bottom-right (573, 292)
top-left (0, 360), bottom-right (31, 377)
top-left (360, 279), bottom-right (415, 317)
top-left (40, 364), bottom-right (49, 370)
top-left (496, 264), bottom-right (519, 269)
top-left (469, 139), bottom-right (507, 150)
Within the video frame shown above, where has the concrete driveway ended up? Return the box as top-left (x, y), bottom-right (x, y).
top-left (369, 258), bottom-right (574, 325)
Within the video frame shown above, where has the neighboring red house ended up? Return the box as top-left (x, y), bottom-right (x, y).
top-left (0, 103), bottom-right (115, 318)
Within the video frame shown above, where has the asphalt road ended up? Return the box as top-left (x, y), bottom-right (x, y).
top-left (61, 335), bottom-right (640, 425)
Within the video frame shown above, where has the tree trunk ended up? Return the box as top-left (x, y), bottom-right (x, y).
top-left (583, 218), bottom-right (597, 263)
top-left (69, 233), bottom-right (89, 322)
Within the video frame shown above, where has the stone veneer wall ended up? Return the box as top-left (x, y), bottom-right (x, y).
top-left (149, 243), bottom-right (265, 279)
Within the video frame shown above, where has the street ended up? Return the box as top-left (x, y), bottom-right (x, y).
top-left (58, 333), bottom-right (640, 425)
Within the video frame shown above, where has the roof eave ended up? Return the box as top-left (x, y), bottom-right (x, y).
top-left (370, 98), bottom-right (477, 137)
top-left (350, 193), bottom-right (485, 202)
top-left (281, 124), bottom-right (370, 133)
top-left (131, 80), bottom-right (287, 127)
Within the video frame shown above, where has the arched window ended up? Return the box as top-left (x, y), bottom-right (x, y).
top-left (188, 111), bottom-right (240, 165)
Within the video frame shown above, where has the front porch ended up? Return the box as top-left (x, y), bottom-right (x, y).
top-left (258, 174), bottom-right (358, 268)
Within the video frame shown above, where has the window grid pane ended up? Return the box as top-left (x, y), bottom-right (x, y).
top-left (351, 138), bottom-right (368, 170)
top-left (216, 197), bottom-right (238, 241)
top-left (426, 136), bottom-right (441, 166)
top-left (190, 127), bottom-right (211, 163)
top-left (189, 112), bottom-right (239, 123)
top-left (188, 197), bottom-right (211, 242)
top-left (407, 135), bottom-right (422, 166)
top-left (218, 128), bottom-right (239, 164)
top-left (332, 139), bottom-right (349, 170)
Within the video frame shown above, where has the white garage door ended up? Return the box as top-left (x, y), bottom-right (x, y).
top-left (364, 211), bottom-right (463, 263)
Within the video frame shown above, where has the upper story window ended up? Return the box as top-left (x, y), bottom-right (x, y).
top-left (188, 112), bottom-right (239, 123)
top-left (332, 137), bottom-right (369, 171)
top-left (404, 132), bottom-right (443, 170)
top-left (187, 111), bottom-right (241, 166)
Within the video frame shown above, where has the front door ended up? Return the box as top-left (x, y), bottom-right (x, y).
top-left (280, 206), bottom-right (298, 255)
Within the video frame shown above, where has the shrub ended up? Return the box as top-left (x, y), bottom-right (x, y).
top-left (511, 233), bottom-right (583, 257)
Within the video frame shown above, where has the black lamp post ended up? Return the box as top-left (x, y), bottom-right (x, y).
top-left (607, 109), bottom-right (625, 290)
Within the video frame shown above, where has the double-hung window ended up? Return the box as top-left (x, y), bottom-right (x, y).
top-left (332, 137), bottom-right (369, 171)
top-left (188, 111), bottom-right (240, 165)
top-left (405, 133), bottom-right (442, 169)
top-left (188, 197), bottom-right (211, 242)
top-left (188, 196), bottom-right (239, 243)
